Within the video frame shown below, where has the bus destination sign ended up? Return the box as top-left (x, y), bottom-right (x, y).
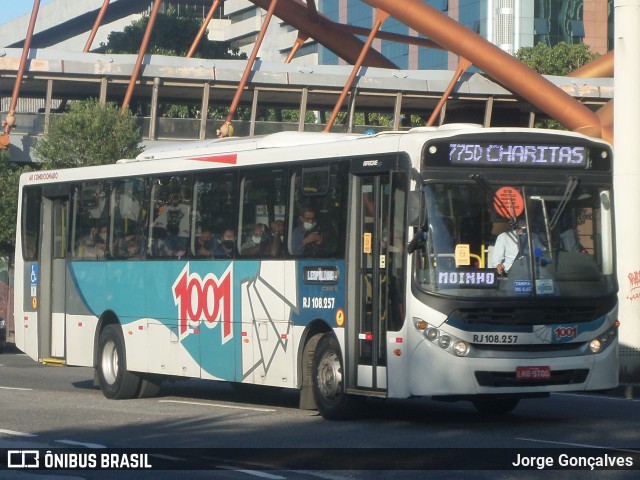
top-left (447, 143), bottom-right (589, 168)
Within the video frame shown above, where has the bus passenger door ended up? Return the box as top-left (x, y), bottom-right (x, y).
top-left (38, 197), bottom-right (68, 361)
top-left (354, 174), bottom-right (393, 392)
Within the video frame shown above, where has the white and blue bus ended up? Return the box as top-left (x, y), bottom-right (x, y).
top-left (14, 125), bottom-right (618, 418)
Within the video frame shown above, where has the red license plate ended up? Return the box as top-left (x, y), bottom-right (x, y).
top-left (516, 366), bottom-right (551, 380)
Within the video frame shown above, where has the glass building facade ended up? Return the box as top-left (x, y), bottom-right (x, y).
top-left (317, 0), bottom-right (613, 69)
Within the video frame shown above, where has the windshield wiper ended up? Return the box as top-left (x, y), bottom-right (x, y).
top-left (470, 173), bottom-right (518, 227)
top-left (548, 176), bottom-right (579, 230)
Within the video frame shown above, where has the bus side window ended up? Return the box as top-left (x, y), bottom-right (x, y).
top-left (192, 172), bottom-right (238, 259)
top-left (239, 169), bottom-right (287, 258)
top-left (148, 176), bottom-right (192, 259)
top-left (111, 178), bottom-right (147, 260)
top-left (22, 186), bottom-right (42, 261)
top-left (72, 181), bottom-right (109, 260)
top-left (290, 164), bottom-right (347, 258)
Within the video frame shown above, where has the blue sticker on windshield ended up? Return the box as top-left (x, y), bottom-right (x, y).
top-left (514, 280), bottom-right (532, 294)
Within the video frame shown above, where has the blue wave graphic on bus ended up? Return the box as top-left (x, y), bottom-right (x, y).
top-left (69, 261), bottom-right (262, 380)
top-left (68, 260), bottom-right (345, 381)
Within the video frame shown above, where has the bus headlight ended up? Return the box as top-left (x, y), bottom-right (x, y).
top-left (414, 320), bottom-right (471, 357)
top-left (589, 328), bottom-right (617, 354)
top-left (425, 328), bottom-right (439, 341)
top-left (452, 341), bottom-right (470, 357)
top-left (589, 339), bottom-right (602, 354)
top-left (438, 335), bottom-right (451, 349)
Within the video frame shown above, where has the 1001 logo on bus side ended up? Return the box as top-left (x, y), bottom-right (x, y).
top-left (172, 264), bottom-right (233, 344)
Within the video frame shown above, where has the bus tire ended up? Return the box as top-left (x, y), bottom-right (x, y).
top-left (97, 324), bottom-right (141, 400)
top-left (312, 333), bottom-right (357, 420)
top-left (472, 396), bottom-right (519, 415)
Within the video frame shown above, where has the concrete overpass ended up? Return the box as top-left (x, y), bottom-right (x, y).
top-left (0, 48), bottom-right (613, 163)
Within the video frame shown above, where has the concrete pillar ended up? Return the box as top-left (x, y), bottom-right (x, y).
top-left (614, 0), bottom-right (640, 383)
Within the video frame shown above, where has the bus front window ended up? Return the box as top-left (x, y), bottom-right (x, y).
top-left (415, 183), bottom-right (615, 299)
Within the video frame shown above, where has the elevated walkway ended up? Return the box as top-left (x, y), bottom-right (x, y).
top-left (0, 48), bottom-right (614, 163)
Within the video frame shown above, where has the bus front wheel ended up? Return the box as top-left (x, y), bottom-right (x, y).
top-left (97, 324), bottom-right (141, 399)
top-left (312, 333), bottom-right (358, 420)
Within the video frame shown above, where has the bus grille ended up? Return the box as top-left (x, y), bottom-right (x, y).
top-left (452, 306), bottom-right (604, 326)
top-left (472, 342), bottom-right (586, 353)
top-left (475, 369), bottom-right (589, 387)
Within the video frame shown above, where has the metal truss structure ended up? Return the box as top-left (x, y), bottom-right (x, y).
top-left (1, 0), bottom-right (615, 148)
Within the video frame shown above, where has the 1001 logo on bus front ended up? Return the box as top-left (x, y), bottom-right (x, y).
top-left (172, 264), bottom-right (233, 344)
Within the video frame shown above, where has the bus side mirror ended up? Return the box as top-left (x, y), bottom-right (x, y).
top-left (408, 190), bottom-right (424, 227)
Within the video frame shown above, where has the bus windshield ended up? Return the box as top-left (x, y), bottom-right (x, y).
top-left (415, 181), bottom-right (615, 298)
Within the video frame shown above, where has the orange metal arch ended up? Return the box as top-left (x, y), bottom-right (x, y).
top-left (248, 0), bottom-right (398, 69)
top-left (356, 0), bottom-right (604, 139)
top-left (568, 50), bottom-right (614, 78)
top-left (1, 0), bottom-right (615, 149)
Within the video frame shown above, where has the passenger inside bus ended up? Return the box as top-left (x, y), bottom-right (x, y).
top-left (95, 225), bottom-right (108, 260)
top-left (125, 236), bottom-right (141, 258)
top-left (492, 219), bottom-right (544, 275)
top-left (213, 228), bottom-right (236, 258)
top-left (292, 206), bottom-right (323, 256)
top-left (195, 229), bottom-right (214, 257)
top-left (270, 219), bottom-right (285, 256)
top-left (114, 234), bottom-right (141, 259)
top-left (77, 224), bottom-right (108, 260)
top-left (152, 186), bottom-right (191, 258)
top-left (241, 223), bottom-right (272, 256)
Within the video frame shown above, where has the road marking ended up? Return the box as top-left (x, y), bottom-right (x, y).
top-left (0, 386), bottom-right (33, 391)
top-left (56, 439), bottom-right (106, 449)
top-left (516, 437), bottom-right (640, 454)
top-left (0, 429), bottom-right (37, 437)
top-left (234, 470), bottom-right (286, 479)
top-left (556, 392), bottom-right (640, 402)
top-left (159, 399), bottom-right (276, 412)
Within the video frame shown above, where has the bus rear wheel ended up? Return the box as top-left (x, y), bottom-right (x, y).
top-left (97, 324), bottom-right (141, 399)
top-left (312, 333), bottom-right (358, 420)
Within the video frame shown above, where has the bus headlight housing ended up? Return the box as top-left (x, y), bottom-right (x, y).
top-left (589, 327), bottom-right (617, 354)
top-left (413, 318), bottom-right (470, 357)
top-left (425, 328), bottom-right (439, 341)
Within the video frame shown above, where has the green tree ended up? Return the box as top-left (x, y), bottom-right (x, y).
top-left (101, 6), bottom-right (243, 59)
top-left (100, 7), bottom-right (245, 120)
top-left (0, 150), bottom-right (33, 249)
top-left (516, 42), bottom-right (599, 76)
top-left (516, 42), bottom-right (601, 129)
top-left (33, 99), bottom-right (143, 169)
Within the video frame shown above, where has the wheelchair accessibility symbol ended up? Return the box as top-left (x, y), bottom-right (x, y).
top-left (30, 264), bottom-right (39, 310)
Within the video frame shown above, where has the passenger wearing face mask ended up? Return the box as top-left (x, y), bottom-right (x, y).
top-left (213, 228), bottom-right (236, 258)
top-left (492, 219), bottom-right (544, 275)
top-left (241, 223), bottom-right (272, 256)
top-left (292, 207), bottom-right (323, 256)
top-left (195, 229), bottom-right (214, 257)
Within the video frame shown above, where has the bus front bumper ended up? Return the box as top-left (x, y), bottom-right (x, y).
top-left (407, 339), bottom-right (619, 397)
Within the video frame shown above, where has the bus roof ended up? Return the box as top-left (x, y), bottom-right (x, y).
top-left (20, 125), bottom-right (612, 188)
top-left (131, 131), bottom-right (367, 162)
